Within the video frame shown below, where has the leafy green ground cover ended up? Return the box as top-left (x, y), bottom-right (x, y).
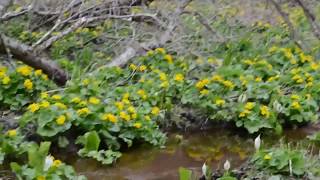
top-left (1, 1), bottom-right (320, 179)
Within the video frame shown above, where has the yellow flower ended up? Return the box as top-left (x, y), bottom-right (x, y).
top-left (290, 59), bottom-right (297, 65)
top-left (115, 101), bottom-right (124, 110)
top-left (122, 98), bottom-right (131, 104)
top-left (71, 97), bottom-right (81, 103)
top-left (24, 79), bottom-right (33, 90)
top-left (42, 74), bottom-right (48, 81)
top-left (120, 111), bottom-right (131, 121)
top-left (131, 113), bottom-right (137, 119)
top-left (239, 110), bottom-right (251, 118)
top-left (53, 160), bottom-right (62, 167)
top-left (79, 101), bottom-right (87, 106)
top-left (290, 94), bottom-right (300, 100)
top-left (151, 107), bottom-right (160, 116)
top-left (267, 75), bottom-right (279, 82)
top-left (139, 65), bottom-right (147, 72)
top-left (123, 93), bottom-right (130, 99)
top-left (102, 113), bottom-right (118, 123)
top-left (28, 103), bottom-right (40, 112)
top-left (40, 101), bottom-right (50, 108)
top-left (255, 77), bottom-right (262, 82)
top-left (145, 115), bottom-right (151, 121)
top-left (174, 74), bottom-right (184, 82)
top-left (264, 154), bottom-right (272, 160)
top-left (215, 99), bottom-right (225, 106)
top-left (17, 65), bottom-right (32, 76)
top-left (159, 72), bottom-right (167, 81)
top-left (35, 69), bottom-right (43, 76)
top-left (296, 78), bottom-right (304, 84)
top-left (137, 89), bottom-right (147, 100)
top-left (41, 92), bottom-right (48, 99)
top-left (283, 48), bottom-right (293, 59)
top-left (37, 176), bottom-right (46, 180)
top-left (160, 81), bottom-right (169, 88)
top-left (56, 115), bottom-right (66, 125)
top-left (300, 53), bottom-right (313, 63)
top-left (133, 122), bottom-right (142, 129)
top-left (195, 79), bottom-right (210, 90)
top-left (311, 63), bottom-right (319, 70)
top-left (127, 106), bottom-right (136, 114)
top-left (82, 79), bottom-right (90, 85)
top-left (146, 50), bottom-right (154, 56)
top-left (243, 59), bottom-right (255, 65)
top-left (269, 46), bottom-right (277, 53)
top-left (2, 76), bottom-right (10, 85)
top-left (245, 102), bottom-right (255, 110)
top-left (155, 48), bottom-right (166, 54)
top-left (52, 94), bottom-right (62, 100)
top-left (200, 89), bottom-right (209, 95)
top-left (307, 82), bottom-right (313, 87)
top-left (54, 102), bottom-right (67, 110)
top-left (7, 129), bottom-right (17, 137)
top-left (260, 105), bottom-right (270, 118)
top-left (0, 66), bottom-right (7, 77)
top-left (291, 101), bottom-right (301, 110)
top-left (129, 64), bottom-right (137, 70)
top-left (89, 97), bottom-right (100, 105)
top-left (77, 108), bottom-right (90, 116)
top-left (212, 75), bottom-right (223, 82)
top-left (222, 80), bottom-right (235, 89)
top-left (164, 54), bottom-right (173, 64)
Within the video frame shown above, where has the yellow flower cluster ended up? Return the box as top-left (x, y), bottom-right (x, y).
top-left (174, 73), bottom-right (184, 82)
top-left (291, 101), bottom-right (301, 110)
top-left (133, 122), bottom-right (142, 129)
top-left (195, 79), bottom-right (209, 90)
top-left (7, 129), bottom-right (17, 137)
top-left (77, 107), bottom-right (91, 116)
top-left (54, 102), bottom-right (67, 110)
top-left (137, 89), bottom-right (147, 100)
top-left (17, 65), bottom-right (32, 76)
top-left (56, 115), bottom-right (66, 125)
top-left (89, 97), bottom-right (101, 105)
top-left (28, 103), bottom-right (40, 112)
top-left (102, 113), bottom-right (118, 123)
top-left (120, 111), bottom-right (131, 121)
top-left (151, 106), bottom-right (160, 116)
top-left (215, 99), bottom-right (225, 106)
top-left (164, 54), bottom-right (173, 64)
top-left (24, 79), bottom-right (33, 90)
top-left (260, 105), bottom-right (270, 118)
top-left (239, 102), bottom-right (255, 118)
top-left (2, 76), bottom-right (10, 85)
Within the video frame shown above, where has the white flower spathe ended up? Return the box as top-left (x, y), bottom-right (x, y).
top-left (224, 160), bottom-right (230, 171)
top-left (44, 155), bottom-right (54, 171)
top-left (254, 134), bottom-right (261, 151)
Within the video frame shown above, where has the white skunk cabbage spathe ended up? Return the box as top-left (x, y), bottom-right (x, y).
top-left (44, 155), bottom-right (54, 171)
top-left (202, 162), bottom-right (208, 176)
top-left (223, 160), bottom-right (230, 171)
top-left (254, 134), bottom-right (261, 151)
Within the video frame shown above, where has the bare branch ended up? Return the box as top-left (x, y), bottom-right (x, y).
top-left (267, 0), bottom-right (303, 48)
top-left (293, 0), bottom-right (320, 40)
top-left (0, 34), bottom-right (68, 86)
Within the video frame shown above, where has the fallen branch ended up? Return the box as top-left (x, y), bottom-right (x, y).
top-left (0, 34), bottom-right (68, 86)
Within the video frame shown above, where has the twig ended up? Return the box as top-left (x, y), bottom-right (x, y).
top-left (293, 0), bottom-right (320, 40)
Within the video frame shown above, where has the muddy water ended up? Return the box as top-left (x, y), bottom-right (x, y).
top-left (58, 125), bottom-right (319, 180)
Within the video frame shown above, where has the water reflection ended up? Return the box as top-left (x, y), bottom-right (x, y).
top-left (57, 125), bottom-right (318, 180)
